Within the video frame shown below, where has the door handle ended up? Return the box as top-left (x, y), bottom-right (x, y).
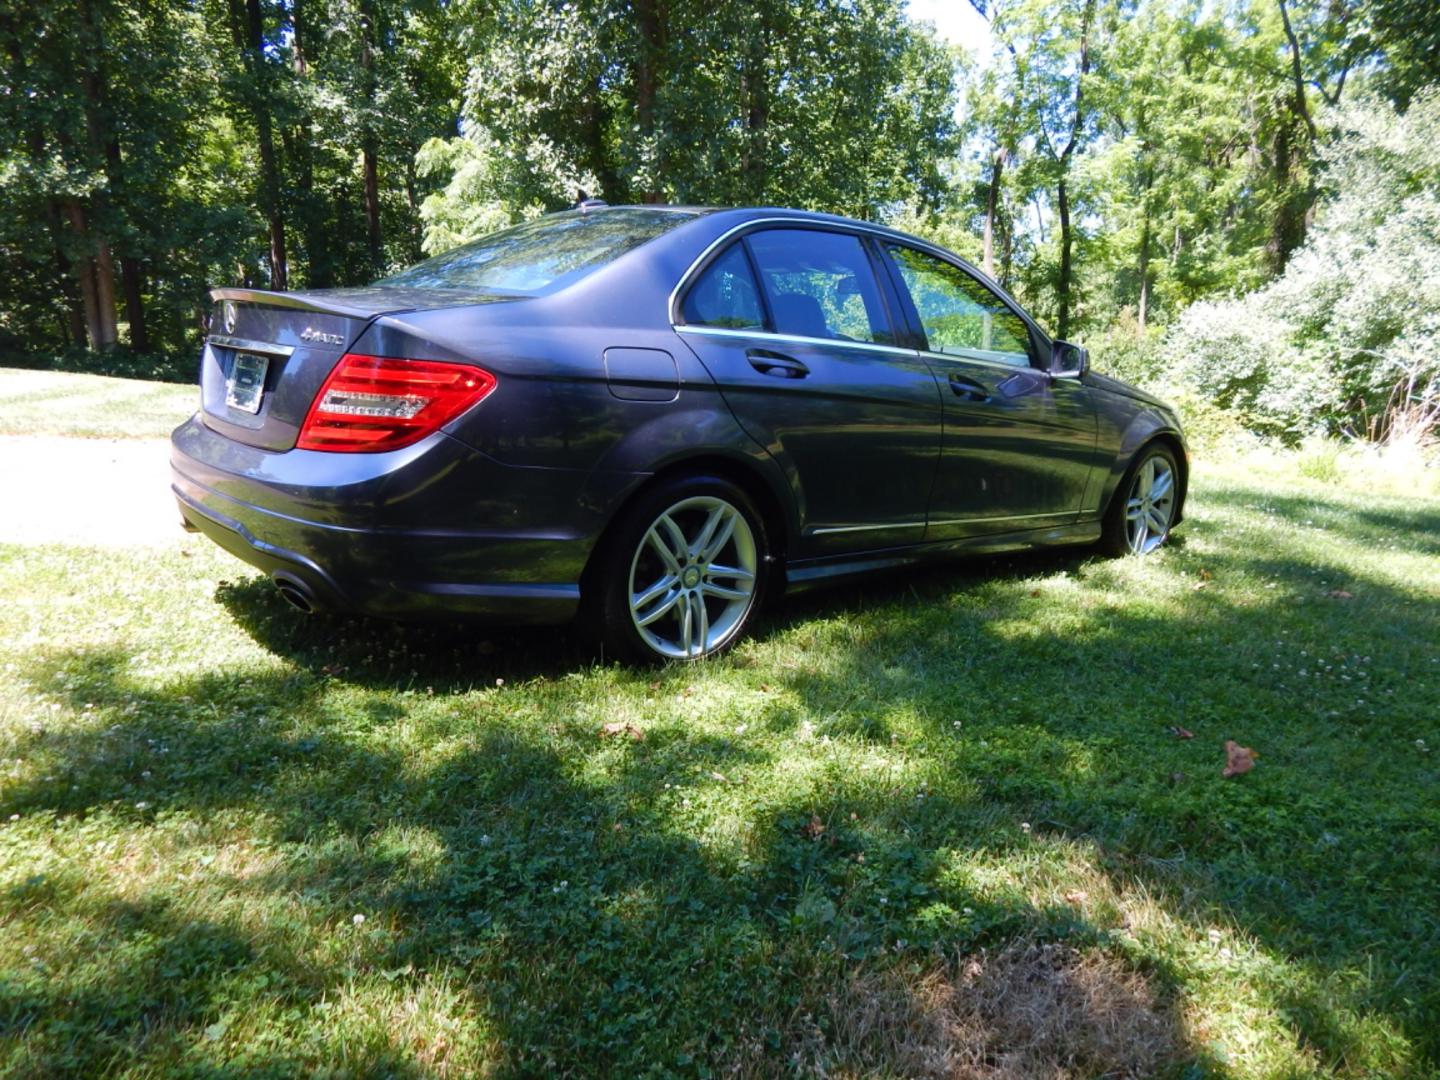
top-left (948, 374), bottom-right (990, 402)
top-left (746, 349), bottom-right (809, 379)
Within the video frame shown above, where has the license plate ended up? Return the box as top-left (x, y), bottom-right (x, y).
top-left (225, 351), bottom-right (270, 414)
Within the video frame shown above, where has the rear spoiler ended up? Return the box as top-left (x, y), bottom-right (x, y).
top-left (209, 287), bottom-right (382, 319)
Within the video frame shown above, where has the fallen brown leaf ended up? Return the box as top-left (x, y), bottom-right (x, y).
top-left (1029, 588), bottom-right (1043, 598)
top-left (1168, 725), bottom-right (1195, 740)
top-left (1192, 581), bottom-right (1208, 591)
top-left (1222, 740), bottom-right (1256, 778)
top-left (803, 813), bottom-right (826, 841)
top-left (709, 770), bottom-right (729, 783)
top-left (1199, 568), bottom-right (1213, 580)
top-left (599, 721), bottom-right (644, 741)
top-left (1327, 589), bottom-right (1354, 600)
top-left (1063, 890), bottom-right (1089, 905)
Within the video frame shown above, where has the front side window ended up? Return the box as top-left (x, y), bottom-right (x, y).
top-left (380, 208), bottom-right (696, 294)
top-left (887, 245), bottom-right (1034, 367)
top-left (746, 229), bottom-right (894, 345)
top-left (680, 242), bottom-right (764, 330)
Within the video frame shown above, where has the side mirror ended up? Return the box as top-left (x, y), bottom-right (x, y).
top-left (1050, 340), bottom-right (1088, 378)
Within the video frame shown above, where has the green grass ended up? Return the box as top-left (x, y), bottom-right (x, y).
top-left (1, 376), bottom-right (1438, 1077)
top-left (0, 368), bottom-right (198, 439)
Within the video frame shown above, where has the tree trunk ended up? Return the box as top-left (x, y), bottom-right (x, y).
top-left (739, 8), bottom-right (771, 201)
top-left (1137, 224), bottom-right (1150, 333)
top-left (983, 146), bottom-right (1006, 280)
top-left (290, 0), bottom-right (331, 287)
top-left (51, 214), bottom-right (88, 347)
top-left (363, 145), bottom-right (381, 269)
top-left (4, 8), bottom-right (95, 347)
top-left (73, 0), bottom-right (122, 348)
top-left (634, 0), bottom-right (666, 201)
top-left (360, 0), bottom-right (382, 271)
top-left (1052, 0), bottom-right (1094, 343)
top-left (1273, 0), bottom-right (1317, 271)
top-left (64, 200), bottom-right (115, 349)
top-left (1057, 176), bottom-right (1073, 340)
top-left (1137, 171), bottom-right (1153, 333)
top-left (1267, 116), bottom-right (1306, 273)
top-left (231, 0), bottom-right (288, 289)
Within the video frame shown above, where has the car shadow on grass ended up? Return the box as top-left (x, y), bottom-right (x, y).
top-left (211, 542), bottom-right (1112, 691)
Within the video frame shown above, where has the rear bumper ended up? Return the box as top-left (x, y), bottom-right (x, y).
top-left (171, 414), bottom-right (642, 623)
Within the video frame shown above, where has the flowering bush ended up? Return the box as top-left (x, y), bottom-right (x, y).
top-left (1163, 89), bottom-right (1440, 444)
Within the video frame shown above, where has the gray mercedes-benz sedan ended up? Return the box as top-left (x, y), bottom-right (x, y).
top-left (171, 204), bottom-right (1187, 662)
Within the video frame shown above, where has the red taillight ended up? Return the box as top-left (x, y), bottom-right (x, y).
top-left (296, 354), bottom-right (497, 453)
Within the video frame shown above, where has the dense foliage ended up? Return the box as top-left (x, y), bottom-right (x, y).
top-left (2, 0), bottom-right (1437, 440)
top-left (1163, 91), bottom-right (1440, 440)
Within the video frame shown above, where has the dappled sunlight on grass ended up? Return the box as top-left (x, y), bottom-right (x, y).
top-left (1, 456), bottom-right (1437, 1076)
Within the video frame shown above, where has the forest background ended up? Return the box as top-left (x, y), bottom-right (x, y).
top-left (3, 0), bottom-right (1438, 449)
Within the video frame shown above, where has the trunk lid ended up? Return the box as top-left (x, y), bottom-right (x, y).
top-left (200, 286), bottom-right (516, 451)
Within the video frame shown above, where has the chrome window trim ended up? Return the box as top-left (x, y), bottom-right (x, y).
top-left (668, 215), bottom-right (918, 329)
top-left (918, 349), bottom-right (1035, 375)
top-left (879, 240), bottom-right (1050, 369)
top-left (207, 335), bottom-right (296, 357)
top-left (675, 323), bottom-right (916, 358)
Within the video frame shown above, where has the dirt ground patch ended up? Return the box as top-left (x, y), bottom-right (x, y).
top-left (806, 942), bottom-right (1185, 1079)
top-left (0, 435), bottom-right (186, 548)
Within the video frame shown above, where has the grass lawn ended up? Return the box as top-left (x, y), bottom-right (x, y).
top-left (0, 367), bottom-right (197, 440)
top-left (1, 371), bottom-right (1437, 1077)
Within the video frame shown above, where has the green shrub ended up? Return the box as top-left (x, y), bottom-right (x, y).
top-left (1162, 89), bottom-right (1440, 443)
top-left (0, 345), bottom-right (200, 385)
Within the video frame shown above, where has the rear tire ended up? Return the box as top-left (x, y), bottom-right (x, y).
top-left (584, 475), bottom-right (771, 664)
top-left (1100, 444), bottom-right (1180, 557)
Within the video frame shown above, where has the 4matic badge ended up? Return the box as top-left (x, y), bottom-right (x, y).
top-left (300, 328), bottom-right (345, 346)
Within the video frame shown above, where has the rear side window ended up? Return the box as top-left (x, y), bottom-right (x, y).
top-left (379, 208), bottom-right (696, 294)
top-left (747, 229), bottom-right (894, 345)
top-left (680, 243), bottom-right (764, 330)
top-left (887, 245), bottom-right (1033, 366)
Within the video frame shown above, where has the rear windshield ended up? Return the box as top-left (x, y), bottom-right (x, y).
top-left (378, 208), bottom-right (697, 294)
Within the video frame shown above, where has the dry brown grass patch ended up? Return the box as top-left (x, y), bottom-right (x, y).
top-left (814, 941), bottom-right (1184, 1078)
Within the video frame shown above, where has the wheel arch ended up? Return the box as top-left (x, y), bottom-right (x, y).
top-left (1102, 429), bottom-right (1189, 526)
top-left (579, 451), bottom-right (794, 598)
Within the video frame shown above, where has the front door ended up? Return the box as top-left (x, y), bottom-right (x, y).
top-left (879, 243), bottom-right (1098, 540)
top-left (675, 227), bottom-right (942, 556)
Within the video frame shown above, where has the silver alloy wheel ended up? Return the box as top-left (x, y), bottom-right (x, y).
top-left (1124, 454), bottom-right (1177, 554)
top-left (627, 495), bottom-right (758, 660)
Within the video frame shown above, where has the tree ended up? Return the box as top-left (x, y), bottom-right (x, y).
top-left (417, 0), bottom-right (960, 251)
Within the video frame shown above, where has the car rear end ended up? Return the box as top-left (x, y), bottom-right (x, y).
top-left (171, 288), bottom-right (602, 623)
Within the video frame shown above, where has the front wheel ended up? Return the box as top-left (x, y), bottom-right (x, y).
top-left (585, 476), bottom-right (770, 663)
top-left (1100, 444), bottom-right (1180, 556)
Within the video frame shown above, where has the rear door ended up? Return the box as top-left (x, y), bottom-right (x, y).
top-left (878, 243), bottom-right (1098, 540)
top-left (675, 227), bottom-right (941, 555)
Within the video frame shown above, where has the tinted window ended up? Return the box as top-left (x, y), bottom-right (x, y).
top-left (680, 242), bottom-right (764, 330)
top-left (887, 245), bottom-right (1033, 366)
top-left (747, 230), bottom-right (893, 344)
top-left (380, 208), bottom-right (696, 294)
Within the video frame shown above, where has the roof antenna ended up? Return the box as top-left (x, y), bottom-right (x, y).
top-left (576, 189), bottom-right (608, 213)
